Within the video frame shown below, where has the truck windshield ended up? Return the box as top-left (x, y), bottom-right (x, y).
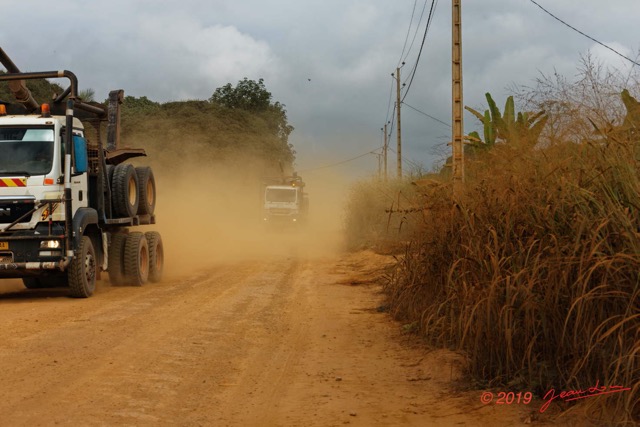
top-left (0, 127), bottom-right (54, 176)
top-left (266, 188), bottom-right (297, 203)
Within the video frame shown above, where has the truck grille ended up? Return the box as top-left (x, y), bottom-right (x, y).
top-left (270, 208), bottom-right (293, 215)
top-left (0, 200), bottom-right (35, 224)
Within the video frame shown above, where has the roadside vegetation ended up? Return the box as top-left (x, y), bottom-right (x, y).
top-left (346, 57), bottom-right (639, 425)
top-left (344, 177), bottom-right (423, 252)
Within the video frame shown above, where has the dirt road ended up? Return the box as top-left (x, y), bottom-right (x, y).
top-left (0, 245), bottom-right (545, 426)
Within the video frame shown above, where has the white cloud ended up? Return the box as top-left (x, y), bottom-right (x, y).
top-left (131, 15), bottom-right (279, 100)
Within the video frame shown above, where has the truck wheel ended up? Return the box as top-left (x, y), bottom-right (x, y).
top-left (124, 232), bottom-right (149, 286)
top-left (145, 231), bottom-right (164, 283)
top-left (136, 166), bottom-right (156, 215)
top-left (23, 277), bottom-right (45, 289)
top-left (108, 232), bottom-right (127, 285)
top-left (112, 163), bottom-right (139, 217)
top-left (68, 236), bottom-right (97, 298)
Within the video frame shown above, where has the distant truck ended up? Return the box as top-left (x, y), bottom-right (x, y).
top-left (262, 173), bottom-right (309, 226)
top-left (0, 47), bottom-right (162, 297)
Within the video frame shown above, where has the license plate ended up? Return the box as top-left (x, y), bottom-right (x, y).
top-left (0, 242), bottom-right (7, 250)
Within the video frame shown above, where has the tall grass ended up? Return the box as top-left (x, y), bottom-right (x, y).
top-left (384, 139), bottom-right (639, 424)
top-left (344, 177), bottom-right (422, 252)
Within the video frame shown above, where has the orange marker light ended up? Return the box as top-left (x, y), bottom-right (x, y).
top-left (41, 103), bottom-right (51, 117)
top-left (0, 104), bottom-right (6, 116)
top-left (43, 178), bottom-right (54, 185)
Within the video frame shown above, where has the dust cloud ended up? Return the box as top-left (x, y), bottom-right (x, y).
top-left (142, 151), bottom-right (349, 280)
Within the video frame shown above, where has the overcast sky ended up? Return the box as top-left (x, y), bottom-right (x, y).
top-left (1, 0), bottom-right (638, 179)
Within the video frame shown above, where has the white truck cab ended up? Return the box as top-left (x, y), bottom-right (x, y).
top-left (0, 113), bottom-right (88, 232)
top-left (262, 174), bottom-right (309, 226)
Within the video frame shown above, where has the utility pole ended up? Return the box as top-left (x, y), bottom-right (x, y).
top-left (394, 67), bottom-right (402, 178)
top-left (383, 123), bottom-right (388, 181)
top-left (452, 0), bottom-right (464, 192)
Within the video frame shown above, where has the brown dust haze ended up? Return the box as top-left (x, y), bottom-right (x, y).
top-left (142, 149), bottom-right (348, 279)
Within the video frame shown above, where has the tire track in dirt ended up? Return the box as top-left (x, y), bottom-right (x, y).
top-left (0, 259), bottom-right (300, 426)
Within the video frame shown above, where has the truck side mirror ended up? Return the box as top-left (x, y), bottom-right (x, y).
top-left (73, 135), bottom-right (88, 174)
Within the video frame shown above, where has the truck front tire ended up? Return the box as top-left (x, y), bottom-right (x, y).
top-left (68, 236), bottom-right (97, 298)
top-left (124, 232), bottom-right (149, 286)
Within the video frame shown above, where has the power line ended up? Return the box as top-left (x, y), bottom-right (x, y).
top-left (402, 0), bottom-right (437, 88)
top-left (383, 75), bottom-right (395, 127)
top-left (401, 0), bottom-right (430, 65)
top-left (298, 147), bottom-right (383, 173)
top-left (402, 102), bottom-right (451, 128)
top-left (402, 0), bottom-right (439, 102)
top-left (384, 0), bottom-right (432, 147)
top-left (385, 0), bottom-right (438, 174)
top-left (529, 0), bottom-right (640, 67)
top-left (397, 0), bottom-right (419, 68)
top-left (387, 103), bottom-right (397, 138)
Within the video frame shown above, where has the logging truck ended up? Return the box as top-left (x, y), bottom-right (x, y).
top-left (262, 172), bottom-right (309, 227)
top-left (0, 47), bottom-right (163, 297)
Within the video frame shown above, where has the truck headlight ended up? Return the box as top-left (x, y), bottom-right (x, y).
top-left (40, 240), bottom-right (61, 249)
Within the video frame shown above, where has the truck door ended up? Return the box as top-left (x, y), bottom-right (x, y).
top-left (61, 130), bottom-right (89, 215)
top-left (70, 134), bottom-right (89, 212)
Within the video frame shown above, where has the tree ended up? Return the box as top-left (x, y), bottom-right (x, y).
top-left (210, 77), bottom-right (294, 151)
top-left (465, 93), bottom-right (547, 150)
top-left (210, 78), bottom-right (271, 112)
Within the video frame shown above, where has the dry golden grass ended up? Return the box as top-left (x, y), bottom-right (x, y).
top-left (383, 139), bottom-right (639, 425)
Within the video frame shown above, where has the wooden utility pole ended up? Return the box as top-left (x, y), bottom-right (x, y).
top-left (452, 0), bottom-right (464, 192)
top-left (395, 67), bottom-right (402, 178)
top-left (383, 123), bottom-right (388, 181)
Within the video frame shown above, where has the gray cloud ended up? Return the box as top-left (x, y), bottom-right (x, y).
top-left (1, 0), bottom-right (638, 177)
